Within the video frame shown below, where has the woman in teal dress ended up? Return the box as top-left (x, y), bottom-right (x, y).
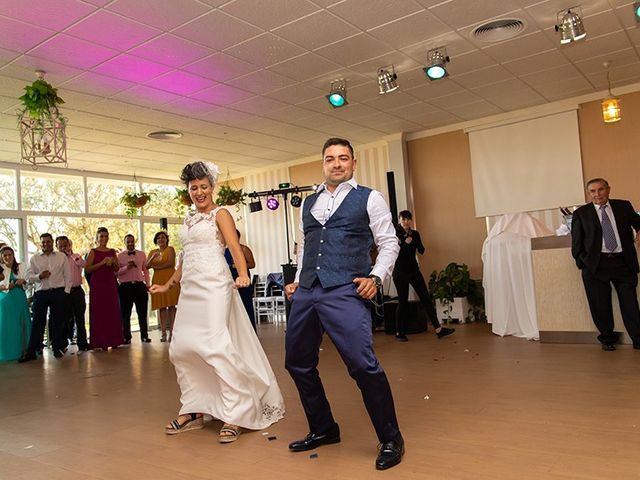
top-left (0, 246), bottom-right (31, 362)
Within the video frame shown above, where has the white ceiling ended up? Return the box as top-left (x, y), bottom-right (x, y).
top-left (1, 0), bottom-right (639, 180)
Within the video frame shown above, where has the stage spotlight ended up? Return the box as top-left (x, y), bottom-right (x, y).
top-left (326, 79), bottom-right (348, 108)
top-left (635, 1), bottom-right (640, 23)
top-left (249, 199), bottom-right (262, 213)
top-left (378, 65), bottom-right (399, 95)
top-left (424, 48), bottom-right (450, 80)
top-left (266, 197), bottom-right (280, 210)
top-left (290, 194), bottom-right (303, 207)
top-left (555, 8), bottom-right (586, 44)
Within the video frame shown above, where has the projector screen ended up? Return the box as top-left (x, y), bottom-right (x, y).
top-left (468, 110), bottom-right (585, 218)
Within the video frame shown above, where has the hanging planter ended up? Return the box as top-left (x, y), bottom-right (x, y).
top-left (215, 183), bottom-right (247, 207)
top-left (17, 71), bottom-right (67, 168)
top-left (120, 192), bottom-right (154, 218)
top-left (175, 187), bottom-right (192, 206)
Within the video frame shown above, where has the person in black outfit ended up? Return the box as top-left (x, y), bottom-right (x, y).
top-left (571, 178), bottom-right (640, 351)
top-left (392, 210), bottom-right (455, 342)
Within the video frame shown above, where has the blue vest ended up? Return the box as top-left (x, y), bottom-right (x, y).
top-left (299, 186), bottom-right (373, 288)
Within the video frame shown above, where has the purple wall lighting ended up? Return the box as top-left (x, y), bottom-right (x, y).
top-left (266, 197), bottom-right (279, 210)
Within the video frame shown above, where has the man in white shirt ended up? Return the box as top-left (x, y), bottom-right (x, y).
top-left (20, 233), bottom-right (72, 361)
top-left (284, 138), bottom-right (404, 470)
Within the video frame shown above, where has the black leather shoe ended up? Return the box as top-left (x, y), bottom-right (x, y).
top-left (437, 327), bottom-right (455, 338)
top-left (395, 334), bottom-right (408, 342)
top-left (18, 353), bottom-right (37, 363)
top-left (78, 345), bottom-right (90, 351)
top-left (376, 433), bottom-right (404, 470)
top-left (289, 426), bottom-right (341, 452)
top-left (633, 344), bottom-right (640, 350)
top-left (123, 339), bottom-right (131, 345)
top-left (53, 349), bottom-right (65, 359)
top-left (601, 344), bottom-right (616, 351)
top-left (142, 338), bottom-right (152, 343)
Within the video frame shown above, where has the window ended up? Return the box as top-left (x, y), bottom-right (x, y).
top-left (87, 177), bottom-right (131, 216)
top-left (141, 182), bottom-right (185, 218)
top-left (0, 218), bottom-right (23, 261)
top-left (21, 171), bottom-right (84, 212)
top-left (0, 169), bottom-right (17, 209)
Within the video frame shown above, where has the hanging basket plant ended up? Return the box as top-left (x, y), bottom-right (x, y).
top-left (175, 187), bottom-right (192, 206)
top-left (215, 183), bottom-right (247, 207)
top-left (120, 192), bottom-right (154, 218)
top-left (19, 76), bottom-right (66, 123)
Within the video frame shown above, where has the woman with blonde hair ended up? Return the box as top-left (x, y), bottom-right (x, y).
top-left (150, 161), bottom-right (284, 443)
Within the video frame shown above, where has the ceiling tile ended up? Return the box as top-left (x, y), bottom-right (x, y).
top-left (60, 72), bottom-right (135, 97)
top-left (1, 56), bottom-right (84, 85)
top-left (367, 10), bottom-right (452, 49)
top-left (145, 70), bottom-right (215, 95)
top-left (232, 96), bottom-right (290, 114)
top-left (0, 17), bottom-right (54, 53)
top-left (221, 0), bottom-right (320, 30)
top-left (428, 90), bottom-right (483, 109)
top-left (261, 105), bottom-right (317, 122)
top-left (94, 55), bottom-right (173, 82)
top-left (273, 10), bottom-right (360, 50)
top-left (561, 30), bottom-right (632, 62)
top-left (112, 85), bottom-right (183, 107)
top-left (29, 34), bottom-right (119, 69)
top-left (107, 0), bottom-right (211, 31)
top-left (483, 31), bottom-right (558, 64)
top-left (224, 33), bottom-right (307, 68)
top-left (265, 83), bottom-right (326, 104)
top-left (183, 53), bottom-right (259, 82)
top-left (520, 64), bottom-right (584, 87)
top-left (446, 100), bottom-right (503, 120)
top-left (0, 0), bottom-right (95, 30)
top-left (232, 69), bottom-right (297, 94)
top-left (574, 48), bottom-right (640, 75)
top-left (190, 84), bottom-right (255, 106)
top-left (534, 76), bottom-right (593, 101)
top-left (429, 0), bottom-right (523, 30)
top-left (453, 64), bottom-right (516, 89)
top-left (66, 10), bottom-right (161, 51)
top-left (502, 49), bottom-right (566, 76)
top-left (129, 34), bottom-right (211, 68)
top-left (267, 53), bottom-right (342, 82)
top-left (173, 10), bottom-right (262, 51)
top-left (328, 0), bottom-right (424, 31)
top-left (315, 33), bottom-right (394, 67)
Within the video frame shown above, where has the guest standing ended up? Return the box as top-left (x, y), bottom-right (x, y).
top-left (392, 210), bottom-right (455, 342)
top-left (224, 229), bottom-right (256, 330)
top-left (147, 231), bottom-right (179, 342)
top-left (55, 236), bottom-right (89, 351)
top-left (21, 233), bottom-right (72, 361)
top-left (0, 246), bottom-right (31, 362)
top-left (85, 227), bottom-right (123, 350)
top-left (571, 178), bottom-right (640, 351)
top-left (117, 234), bottom-right (151, 344)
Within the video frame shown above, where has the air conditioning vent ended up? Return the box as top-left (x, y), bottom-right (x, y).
top-left (146, 130), bottom-right (183, 140)
top-left (472, 19), bottom-right (526, 43)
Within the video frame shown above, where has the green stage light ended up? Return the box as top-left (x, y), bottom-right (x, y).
top-left (326, 79), bottom-right (348, 108)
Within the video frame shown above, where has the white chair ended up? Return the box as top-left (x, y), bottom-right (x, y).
top-left (253, 296), bottom-right (276, 324)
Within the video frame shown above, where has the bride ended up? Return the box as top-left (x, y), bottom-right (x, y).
top-left (150, 161), bottom-right (284, 443)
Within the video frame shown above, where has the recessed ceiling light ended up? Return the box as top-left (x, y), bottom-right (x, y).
top-left (146, 130), bottom-right (183, 140)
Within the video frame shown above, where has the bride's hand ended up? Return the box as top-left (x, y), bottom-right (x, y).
top-left (235, 275), bottom-right (251, 289)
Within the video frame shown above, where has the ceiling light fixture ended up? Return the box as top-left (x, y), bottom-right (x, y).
top-left (634, 1), bottom-right (640, 23)
top-left (555, 7), bottom-right (587, 44)
top-left (377, 65), bottom-right (399, 94)
top-left (249, 196), bottom-right (263, 213)
top-left (326, 79), bottom-right (348, 108)
top-left (266, 197), bottom-right (280, 210)
top-left (424, 48), bottom-right (450, 81)
top-left (601, 61), bottom-right (621, 124)
top-left (146, 130), bottom-right (183, 140)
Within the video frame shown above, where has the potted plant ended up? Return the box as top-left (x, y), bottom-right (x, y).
top-left (120, 192), bottom-right (154, 218)
top-left (19, 76), bottom-right (65, 122)
top-left (428, 263), bottom-right (481, 323)
top-left (175, 187), bottom-right (192, 206)
top-left (215, 184), bottom-right (247, 207)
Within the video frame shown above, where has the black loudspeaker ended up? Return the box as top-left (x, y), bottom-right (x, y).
top-left (383, 300), bottom-right (428, 335)
top-left (160, 217), bottom-right (168, 230)
top-left (386, 171), bottom-right (398, 223)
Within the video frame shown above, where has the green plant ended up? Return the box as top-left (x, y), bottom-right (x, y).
top-left (215, 184), bottom-right (246, 206)
top-left (429, 263), bottom-right (483, 321)
top-left (19, 79), bottom-right (65, 121)
top-left (175, 187), bottom-right (192, 206)
top-left (120, 192), bottom-right (154, 218)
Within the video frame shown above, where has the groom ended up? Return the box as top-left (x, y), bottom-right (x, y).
top-left (284, 138), bottom-right (404, 470)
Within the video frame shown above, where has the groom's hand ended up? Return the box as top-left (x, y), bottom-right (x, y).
top-left (353, 277), bottom-right (377, 300)
top-left (285, 282), bottom-right (298, 300)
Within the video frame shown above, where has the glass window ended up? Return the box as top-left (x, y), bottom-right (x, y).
top-left (0, 218), bottom-right (23, 261)
top-left (26, 216), bottom-right (139, 258)
top-left (21, 171), bottom-right (84, 212)
top-left (0, 169), bottom-right (17, 210)
top-left (87, 177), bottom-right (131, 216)
top-left (141, 182), bottom-right (186, 219)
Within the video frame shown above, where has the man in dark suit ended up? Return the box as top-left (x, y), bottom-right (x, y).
top-left (571, 178), bottom-right (640, 351)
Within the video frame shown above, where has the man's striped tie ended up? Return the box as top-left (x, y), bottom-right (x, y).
top-left (600, 204), bottom-right (618, 252)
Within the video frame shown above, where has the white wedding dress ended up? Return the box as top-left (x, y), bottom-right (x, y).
top-left (170, 208), bottom-right (285, 429)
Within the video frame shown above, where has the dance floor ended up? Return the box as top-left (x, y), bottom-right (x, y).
top-left (1, 321), bottom-right (639, 479)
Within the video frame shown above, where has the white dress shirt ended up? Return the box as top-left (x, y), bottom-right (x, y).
top-left (597, 202), bottom-right (623, 253)
top-left (295, 178), bottom-right (399, 283)
top-left (27, 251), bottom-right (72, 293)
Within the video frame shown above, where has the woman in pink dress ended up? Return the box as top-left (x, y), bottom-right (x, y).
top-left (85, 227), bottom-right (123, 350)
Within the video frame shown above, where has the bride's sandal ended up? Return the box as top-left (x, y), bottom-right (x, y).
top-left (165, 413), bottom-right (204, 435)
top-left (218, 423), bottom-right (241, 443)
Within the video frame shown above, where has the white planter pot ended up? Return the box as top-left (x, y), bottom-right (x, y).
top-left (435, 297), bottom-right (471, 324)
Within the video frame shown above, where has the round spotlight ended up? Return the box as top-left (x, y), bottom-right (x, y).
top-left (266, 197), bottom-right (280, 210)
top-left (326, 79), bottom-right (348, 108)
top-left (425, 65), bottom-right (446, 79)
top-left (424, 48), bottom-right (450, 81)
top-left (328, 92), bottom-right (346, 107)
top-left (290, 195), bottom-right (302, 208)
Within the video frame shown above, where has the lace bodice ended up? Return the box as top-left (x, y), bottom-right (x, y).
top-left (179, 208), bottom-right (229, 278)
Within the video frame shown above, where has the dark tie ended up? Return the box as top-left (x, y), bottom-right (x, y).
top-left (600, 205), bottom-right (618, 251)
top-left (128, 251), bottom-right (136, 256)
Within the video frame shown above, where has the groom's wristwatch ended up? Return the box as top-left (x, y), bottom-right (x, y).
top-left (368, 275), bottom-right (382, 289)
